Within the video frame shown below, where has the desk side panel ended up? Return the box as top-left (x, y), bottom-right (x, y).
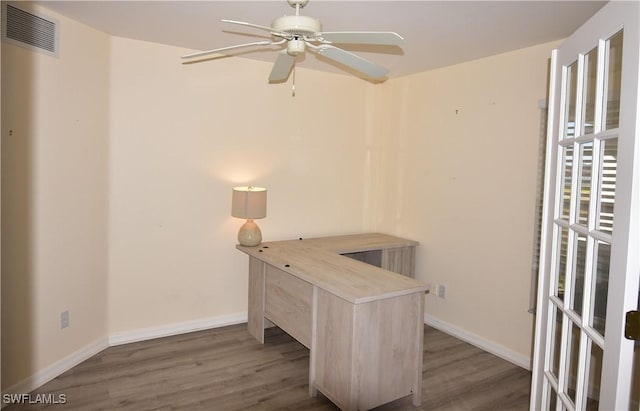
top-left (247, 257), bottom-right (265, 343)
top-left (299, 233), bottom-right (418, 254)
top-left (381, 247), bottom-right (416, 278)
top-left (315, 289), bottom-right (356, 410)
top-left (264, 265), bottom-right (313, 348)
top-left (354, 292), bottom-right (424, 409)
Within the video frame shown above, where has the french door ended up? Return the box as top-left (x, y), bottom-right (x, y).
top-left (531, 2), bottom-right (640, 411)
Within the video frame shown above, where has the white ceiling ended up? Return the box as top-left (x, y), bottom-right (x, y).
top-left (37, 0), bottom-right (607, 80)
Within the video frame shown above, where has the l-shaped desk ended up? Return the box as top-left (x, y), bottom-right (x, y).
top-left (236, 233), bottom-right (427, 411)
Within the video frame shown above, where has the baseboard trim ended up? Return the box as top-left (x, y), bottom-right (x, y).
top-left (108, 312), bottom-right (248, 346)
top-left (1, 312), bottom-right (248, 406)
top-left (1, 337), bottom-right (109, 405)
top-left (425, 314), bottom-right (532, 371)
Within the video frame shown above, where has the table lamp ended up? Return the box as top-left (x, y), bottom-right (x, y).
top-left (231, 186), bottom-right (267, 246)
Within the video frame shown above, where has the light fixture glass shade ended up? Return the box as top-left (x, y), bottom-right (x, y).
top-left (231, 186), bottom-right (267, 246)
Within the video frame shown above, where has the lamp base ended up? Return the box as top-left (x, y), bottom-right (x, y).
top-left (238, 219), bottom-right (262, 246)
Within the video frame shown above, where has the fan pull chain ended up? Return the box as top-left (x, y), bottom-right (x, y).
top-left (292, 64), bottom-right (296, 97)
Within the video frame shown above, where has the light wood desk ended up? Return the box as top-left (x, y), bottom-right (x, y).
top-left (237, 233), bottom-right (427, 411)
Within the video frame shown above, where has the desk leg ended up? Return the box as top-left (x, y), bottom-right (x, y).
top-left (247, 257), bottom-right (265, 344)
top-left (309, 286), bottom-right (318, 397)
top-left (412, 293), bottom-right (425, 406)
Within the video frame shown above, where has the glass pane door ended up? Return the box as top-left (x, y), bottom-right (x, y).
top-left (542, 31), bottom-right (622, 411)
top-left (531, 2), bottom-right (640, 407)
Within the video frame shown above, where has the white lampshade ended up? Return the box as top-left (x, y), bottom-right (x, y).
top-left (231, 186), bottom-right (267, 246)
top-left (231, 186), bottom-right (267, 219)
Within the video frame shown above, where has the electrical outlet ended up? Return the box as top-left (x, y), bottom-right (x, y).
top-left (60, 310), bottom-right (69, 329)
top-left (438, 285), bottom-right (446, 299)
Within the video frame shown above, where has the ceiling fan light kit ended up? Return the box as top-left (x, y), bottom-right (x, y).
top-left (286, 38), bottom-right (306, 56)
top-left (181, 0), bottom-right (404, 85)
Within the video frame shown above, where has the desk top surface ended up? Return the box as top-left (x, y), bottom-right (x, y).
top-left (237, 233), bottom-right (427, 304)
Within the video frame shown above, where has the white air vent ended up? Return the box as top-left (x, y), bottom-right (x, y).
top-left (2, 2), bottom-right (58, 57)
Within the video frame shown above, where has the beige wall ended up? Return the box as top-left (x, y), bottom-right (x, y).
top-left (107, 37), bottom-right (370, 334)
top-left (372, 41), bottom-right (559, 361)
top-left (1, 6), bottom-right (110, 388)
top-left (2, 3), bottom-right (559, 390)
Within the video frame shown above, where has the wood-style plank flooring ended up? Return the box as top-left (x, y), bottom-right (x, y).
top-left (5, 324), bottom-right (531, 410)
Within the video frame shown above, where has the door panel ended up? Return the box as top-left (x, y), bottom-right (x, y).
top-left (531, 2), bottom-right (640, 410)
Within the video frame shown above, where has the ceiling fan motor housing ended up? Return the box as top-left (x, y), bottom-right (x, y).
top-left (272, 15), bottom-right (322, 38)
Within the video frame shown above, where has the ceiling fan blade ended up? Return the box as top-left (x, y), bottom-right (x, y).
top-left (315, 45), bottom-right (389, 79)
top-left (181, 41), bottom-right (273, 59)
top-left (222, 19), bottom-right (289, 38)
top-left (269, 50), bottom-right (295, 83)
top-left (318, 31), bottom-right (405, 46)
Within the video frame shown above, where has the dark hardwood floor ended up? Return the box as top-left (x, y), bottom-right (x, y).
top-left (4, 324), bottom-right (531, 410)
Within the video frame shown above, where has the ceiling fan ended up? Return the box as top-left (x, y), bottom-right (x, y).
top-left (181, 0), bottom-right (405, 83)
